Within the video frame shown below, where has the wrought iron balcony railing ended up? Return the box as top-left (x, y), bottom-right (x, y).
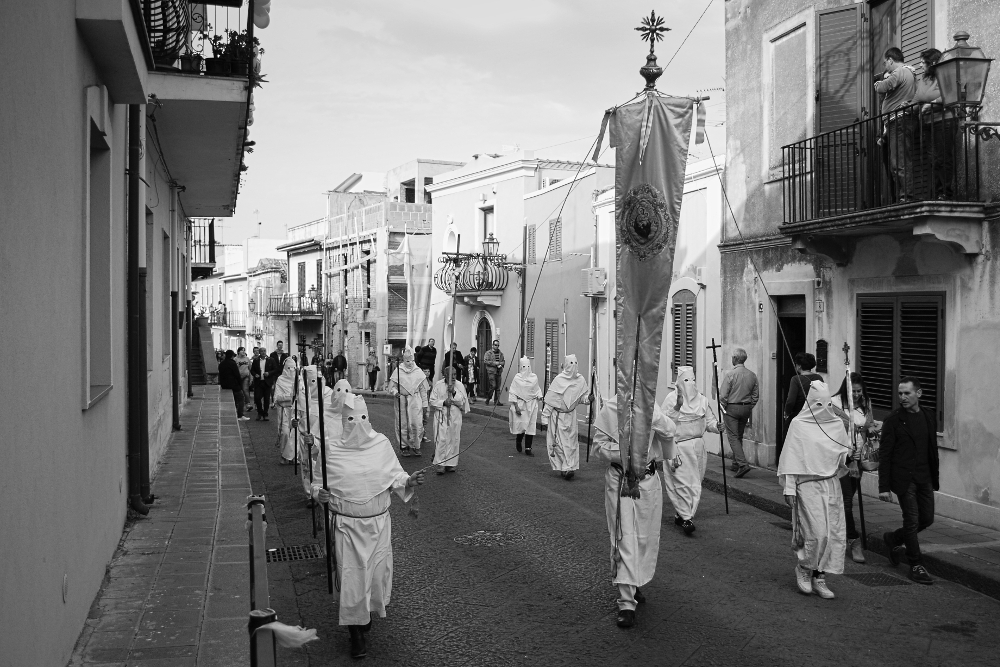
top-left (434, 256), bottom-right (510, 295)
top-left (781, 103), bottom-right (984, 224)
top-left (267, 293), bottom-right (323, 317)
top-left (208, 310), bottom-right (246, 329)
top-left (190, 218), bottom-right (216, 266)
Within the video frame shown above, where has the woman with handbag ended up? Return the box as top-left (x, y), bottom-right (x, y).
top-left (832, 372), bottom-right (880, 563)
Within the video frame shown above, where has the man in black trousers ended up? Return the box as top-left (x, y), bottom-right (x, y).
top-left (251, 347), bottom-right (271, 421)
top-left (879, 376), bottom-right (938, 584)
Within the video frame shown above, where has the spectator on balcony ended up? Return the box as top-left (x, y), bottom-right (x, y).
top-left (332, 349), bottom-right (348, 382)
top-left (415, 339), bottom-right (437, 383)
top-left (914, 48), bottom-right (953, 199)
top-left (875, 47), bottom-right (917, 202)
top-left (219, 350), bottom-right (248, 421)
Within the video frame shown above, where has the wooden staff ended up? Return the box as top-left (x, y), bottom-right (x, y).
top-left (843, 343), bottom-right (867, 550)
top-left (585, 360), bottom-right (596, 463)
top-left (302, 368), bottom-right (316, 539)
top-left (315, 374), bottom-right (335, 595)
top-left (707, 338), bottom-right (730, 514)
top-left (292, 363), bottom-right (299, 477)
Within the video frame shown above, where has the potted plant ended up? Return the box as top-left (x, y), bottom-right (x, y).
top-left (179, 50), bottom-right (203, 73)
top-left (224, 30), bottom-right (263, 77)
top-left (205, 31), bottom-right (231, 75)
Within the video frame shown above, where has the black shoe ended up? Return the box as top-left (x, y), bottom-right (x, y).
top-left (564, 471), bottom-right (575, 481)
top-left (734, 465), bottom-right (752, 478)
top-left (634, 588), bottom-right (646, 604)
top-left (516, 440), bottom-right (522, 452)
top-left (445, 466), bottom-right (456, 472)
top-left (682, 520), bottom-right (696, 535)
top-left (524, 449), bottom-right (533, 457)
top-left (884, 532), bottom-right (902, 566)
top-left (674, 514), bottom-right (683, 526)
top-left (496, 402), bottom-right (504, 407)
top-left (263, 416), bottom-right (270, 421)
top-left (909, 564), bottom-right (933, 585)
top-left (560, 471), bottom-right (566, 478)
top-left (616, 609), bottom-right (635, 628)
top-left (349, 626), bottom-right (367, 659)
top-left (256, 416), bottom-right (263, 421)
top-left (362, 615), bottom-right (372, 633)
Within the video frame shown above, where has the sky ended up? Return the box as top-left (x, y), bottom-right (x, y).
top-left (221, 0), bottom-right (726, 244)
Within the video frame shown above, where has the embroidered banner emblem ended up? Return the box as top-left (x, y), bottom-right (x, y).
top-left (618, 183), bottom-right (671, 261)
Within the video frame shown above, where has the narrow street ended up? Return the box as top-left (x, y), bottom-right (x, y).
top-left (243, 400), bottom-right (1000, 667)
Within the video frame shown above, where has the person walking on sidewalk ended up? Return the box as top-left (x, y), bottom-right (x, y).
top-left (832, 372), bottom-right (878, 564)
top-left (218, 350), bottom-right (248, 421)
top-left (509, 357), bottom-right (542, 456)
top-left (332, 349), bottom-right (348, 382)
top-left (662, 366), bottom-right (719, 535)
top-left (879, 377), bottom-right (938, 585)
top-left (778, 380), bottom-right (850, 600)
top-left (483, 339), bottom-right (505, 406)
top-left (251, 348), bottom-right (269, 420)
top-left (465, 347), bottom-right (480, 403)
top-left (236, 346), bottom-right (253, 413)
top-left (415, 339), bottom-right (437, 383)
top-left (719, 348), bottom-right (758, 478)
top-left (366, 348), bottom-right (380, 391)
top-left (313, 394), bottom-right (425, 659)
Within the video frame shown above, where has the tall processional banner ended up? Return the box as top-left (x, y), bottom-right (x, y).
top-left (609, 94), bottom-right (694, 489)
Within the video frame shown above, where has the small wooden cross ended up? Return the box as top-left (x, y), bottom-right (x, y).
top-left (842, 342), bottom-right (851, 365)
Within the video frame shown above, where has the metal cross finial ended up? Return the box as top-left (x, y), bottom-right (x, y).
top-left (842, 342), bottom-right (851, 364)
top-left (635, 10), bottom-right (670, 53)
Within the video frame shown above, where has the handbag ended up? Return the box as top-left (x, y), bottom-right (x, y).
top-left (858, 431), bottom-right (880, 471)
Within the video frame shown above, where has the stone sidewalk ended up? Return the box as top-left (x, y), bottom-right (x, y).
top-left (68, 386), bottom-right (253, 667)
top-left (701, 460), bottom-right (1000, 600)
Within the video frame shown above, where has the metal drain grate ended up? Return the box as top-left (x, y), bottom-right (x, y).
top-left (266, 544), bottom-right (322, 563)
top-left (454, 531), bottom-right (526, 547)
top-left (844, 572), bottom-right (913, 587)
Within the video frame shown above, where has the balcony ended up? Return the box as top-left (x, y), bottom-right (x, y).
top-left (267, 293), bottom-right (324, 320)
top-left (434, 257), bottom-right (511, 307)
top-left (209, 310), bottom-right (246, 329)
top-left (780, 103), bottom-right (987, 265)
top-left (189, 218), bottom-right (216, 279)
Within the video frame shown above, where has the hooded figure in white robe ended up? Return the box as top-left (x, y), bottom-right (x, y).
top-left (591, 397), bottom-right (675, 625)
top-left (541, 354), bottom-right (590, 479)
top-left (662, 366), bottom-right (719, 531)
top-left (273, 356), bottom-right (299, 463)
top-left (386, 346), bottom-right (428, 456)
top-left (778, 380), bottom-right (849, 597)
top-left (429, 367), bottom-right (469, 473)
top-left (310, 379), bottom-right (355, 488)
top-left (509, 357), bottom-right (542, 445)
top-left (313, 395), bottom-right (422, 654)
top-left (293, 368), bottom-right (347, 500)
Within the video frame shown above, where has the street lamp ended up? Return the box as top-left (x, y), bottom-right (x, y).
top-left (307, 285), bottom-right (317, 301)
top-left (937, 32), bottom-right (993, 107)
top-left (483, 233), bottom-right (500, 257)
top-left (248, 297), bottom-right (256, 313)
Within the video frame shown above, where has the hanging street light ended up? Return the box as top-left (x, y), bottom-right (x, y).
top-left (937, 32), bottom-right (993, 108)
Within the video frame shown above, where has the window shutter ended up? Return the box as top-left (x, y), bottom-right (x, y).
top-left (900, 0), bottom-right (932, 71)
top-left (297, 262), bottom-right (306, 294)
top-left (858, 298), bottom-right (896, 415)
top-left (816, 4), bottom-right (864, 132)
top-left (548, 218), bottom-right (562, 261)
top-left (527, 224), bottom-right (536, 264)
top-left (525, 318), bottom-right (535, 357)
top-left (545, 319), bottom-right (559, 383)
top-left (316, 259), bottom-right (323, 293)
top-left (671, 290), bottom-right (697, 379)
top-left (899, 296), bottom-right (943, 423)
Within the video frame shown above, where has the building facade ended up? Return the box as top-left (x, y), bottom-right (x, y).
top-left (0, 2), bottom-right (256, 663)
top-left (724, 0), bottom-right (1000, 527)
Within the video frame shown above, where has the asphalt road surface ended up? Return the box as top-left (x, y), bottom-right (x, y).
top-left (241, 399), bottom-right (1000, 667)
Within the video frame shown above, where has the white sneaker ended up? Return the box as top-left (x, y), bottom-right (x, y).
top-left (812, 577), bottom-right (835, 599)
top-left (849, 538), bottom-right (866, 564)
top-left (239, 416), bottom-right (250, 421)
top-left (795, 566), bottom-right (813, 595)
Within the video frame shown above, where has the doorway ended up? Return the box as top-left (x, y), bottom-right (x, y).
top-left (476, 317), bottom-right (492, 398)
top-left (774, 295), bottom-right (807, 462)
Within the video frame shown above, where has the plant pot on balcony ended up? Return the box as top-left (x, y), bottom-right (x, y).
top-left (205, 58), bottom-right (231, 76)
top-left (196, 316), bottom-right (209, 327)
top-left (179, 54), bottom-right (203, 73)
top-left (231, 60), bottom-right (249, 77)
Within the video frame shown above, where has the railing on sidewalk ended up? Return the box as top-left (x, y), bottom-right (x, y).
top-left (247, 495), bottom-right (277, 667)
top-left (781, 102), bottom-right (982, 224)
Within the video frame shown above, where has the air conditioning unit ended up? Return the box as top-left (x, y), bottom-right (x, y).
top-left (695, 266), bottom-right (706, 286)
top-left (581, 267), bottom-right (607, 297)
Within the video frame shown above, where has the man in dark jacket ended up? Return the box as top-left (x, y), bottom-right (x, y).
top-left (879, 376), bottom-right (938, 585)
top-left (332, 350), bottom-right (348, 382)
top-left (416, 338), bottom-right (437, 383)
top-left (252, 347), bottom-right (271, 421)
top-left (444, 342), bottom-right (464, 381)
top-left (218, 350), bottom-right (247, 420)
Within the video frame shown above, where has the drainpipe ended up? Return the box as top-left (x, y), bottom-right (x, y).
top-left (139, 267), bottom-right (154, 504)
top-left (520, 223), bottom-right (527, 359)
top-left (186, 299), bottom-right (194, 397)
top-left (172, 290), bottom-right (181, 430)
top-left (127, 105), bottom-right (148, 515)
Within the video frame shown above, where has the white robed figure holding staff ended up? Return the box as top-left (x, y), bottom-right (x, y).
top-left (509, 356), bottom-right (542, 456)
top-left (778, 379), bottom-right (850, 599)
top-left (430, 367), bottom-right (469, 474)
top-left (273, 355), bottom-right (299, 468)
top-left (591, 396), bottom-right (675, 628)
top-left (386, 346), bottom-right (428, 457)
top-left (661, 366), bottom-right (719, 535)
top-left (541, 354), bottom-right (590, 480)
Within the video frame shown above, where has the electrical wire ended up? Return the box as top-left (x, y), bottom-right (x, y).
top-left (662, 0), bottom-right (717, 72)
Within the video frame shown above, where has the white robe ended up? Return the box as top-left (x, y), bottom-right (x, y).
top-left (429, 380), bottom-right (469, 468)
top-left (591, 399), bottom-right (675, 587)
top-left (661, 391), bottom-right (719, 520)
top-left (387, 364), bottom-right (428, 451)
top-left (509, 368), bottom-right (542, 436)
top-left (541, 374), bottom-right (589, 472)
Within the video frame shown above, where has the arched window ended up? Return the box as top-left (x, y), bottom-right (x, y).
top-left (671, 289), bottom-right (697, 380)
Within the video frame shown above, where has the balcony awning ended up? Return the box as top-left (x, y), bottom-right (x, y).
top-left (146, 72), bottom-right (248, 217)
